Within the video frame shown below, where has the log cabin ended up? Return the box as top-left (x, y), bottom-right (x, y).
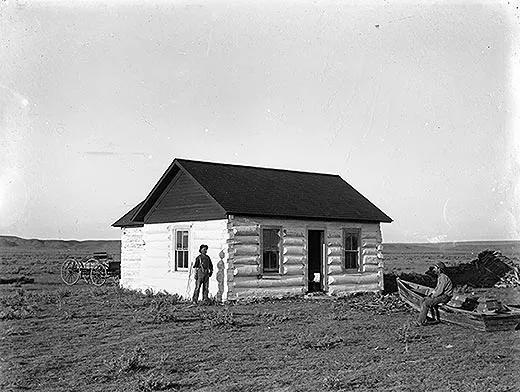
top-left (112, 159), bottom-right (392, 301)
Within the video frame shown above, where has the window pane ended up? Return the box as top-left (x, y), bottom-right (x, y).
top-left (345, 234), bottom-right (356, 250)
top-left (263, 251), bottom-right (278, 272)
top-left (263, 229), bottom-right (279, 250)
top-left (262, 229), bottom-right (280, 272)
top-left (176, 251), bottom-right (182, 269)
top-left (175, 227), bottom-right (190, 270)
top-left (176, 231), bottom-right (183, 249)
top-left (345, 252), bottom-right (358, 269)
top-left (345, 232), bottom-right (359, 251)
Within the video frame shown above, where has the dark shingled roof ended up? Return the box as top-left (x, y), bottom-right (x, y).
top-left (113, 159), bottom-right (392, 227)
top-left (112, 202), bottom-right (144, 228)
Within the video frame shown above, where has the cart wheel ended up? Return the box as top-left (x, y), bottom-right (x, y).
top-left (111, 274), bottom-right (120, 286)
top-left (90, 262), bottom-right (107, 286)
top-left (61, 258), bottom-right (80, 285)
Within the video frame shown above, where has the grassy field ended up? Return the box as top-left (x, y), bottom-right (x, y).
top-left (1, 240), bottom-right (520, 391)
top-left (383, 240), bottom-right (520, 274)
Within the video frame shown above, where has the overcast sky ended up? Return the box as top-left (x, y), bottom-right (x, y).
top-left (1, 0), bottom-right (519, 243)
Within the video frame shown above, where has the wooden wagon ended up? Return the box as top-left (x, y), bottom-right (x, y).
top-left (60, 252), bottom-right (120, 286)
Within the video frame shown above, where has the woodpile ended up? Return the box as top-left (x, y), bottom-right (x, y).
top-left (385, 249), bottom-right (520, 293)
top-left (445, 250), bottom-right (520, 288)
top-left (494, 267), bottom-right (520, 288)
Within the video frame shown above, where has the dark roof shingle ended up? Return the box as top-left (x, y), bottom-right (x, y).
top-left (177, 159), bottom-right (392, 222)
top-left (113, 159), bottom-right (392, 227)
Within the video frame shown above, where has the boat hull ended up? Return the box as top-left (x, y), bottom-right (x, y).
top-left (396, 278), bottom-right (520, 332)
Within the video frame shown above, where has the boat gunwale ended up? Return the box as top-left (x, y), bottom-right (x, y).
top-left (396, 278), bottom-right (520, 320)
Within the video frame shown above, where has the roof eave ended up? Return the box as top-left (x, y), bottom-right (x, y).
top-left (112, 222), bottom-right (144, 228)
top-left (226, 212), bottom-right (392, 223)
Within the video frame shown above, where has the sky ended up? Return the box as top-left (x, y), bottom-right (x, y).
top-left (1, 0), bottom-right (519, 243)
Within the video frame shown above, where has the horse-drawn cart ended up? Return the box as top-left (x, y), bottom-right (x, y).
top-left (60, 252), bottom-right (120, 286)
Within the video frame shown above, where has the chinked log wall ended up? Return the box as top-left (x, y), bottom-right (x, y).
top-left (226, 216), bottom-right (384, 300)
top-left (326, 225), bottom-right (383, 295)
top-left (120, 227), bottom-right (145, 291)
top-left (226, 218), bottom-right (307, 300)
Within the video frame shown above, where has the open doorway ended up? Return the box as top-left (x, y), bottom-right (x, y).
top-left (308, 230), bottom-right (324, 292)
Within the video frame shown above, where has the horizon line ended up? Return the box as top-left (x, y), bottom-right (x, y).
top-left (1, 234), bottom-right (519, 245)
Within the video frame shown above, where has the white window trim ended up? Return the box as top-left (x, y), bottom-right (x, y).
top-left (173, 227), bottom-right (191, 272)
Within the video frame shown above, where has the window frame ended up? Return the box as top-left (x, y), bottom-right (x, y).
top-left (260, 226), bottom-right (282, 275)
top-left (173, 228), bottom-right (190, 271)
top-left (343, 229), bottom-right (361, 272)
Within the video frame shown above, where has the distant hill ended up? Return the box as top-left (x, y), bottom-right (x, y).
top-left (0, 235), bottom-right (120, 252)
top-left (1, 235), bottom-right (518, 260)
top-left (383, 240), bottom-right (520, 259)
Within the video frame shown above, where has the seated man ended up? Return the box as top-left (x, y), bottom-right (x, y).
top-left (416, 261), bottom-right (453, 326)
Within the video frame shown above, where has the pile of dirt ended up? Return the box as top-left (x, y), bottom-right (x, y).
top-left (385, 249), bottom-right (520, 293)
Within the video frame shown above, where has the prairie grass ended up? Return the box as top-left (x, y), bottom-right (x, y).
top-left (2, 243), bottom-right (520, 391)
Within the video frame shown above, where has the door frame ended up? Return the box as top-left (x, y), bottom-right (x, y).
top-left (307, 228), bottom-right (327, 292)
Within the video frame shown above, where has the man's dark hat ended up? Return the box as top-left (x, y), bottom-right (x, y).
top-left (434, 261), bottom-right (447, 271)
top-left (199, 244), bottom-right (208, 252)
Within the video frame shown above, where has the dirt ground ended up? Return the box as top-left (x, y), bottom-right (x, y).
top-left (1, 243), bottom-right (520, 392)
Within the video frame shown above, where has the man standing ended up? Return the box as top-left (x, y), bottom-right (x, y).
top-left (416, 261), bottom-right (453, 326)
top-left (192, 244), bottom-right (213, 304)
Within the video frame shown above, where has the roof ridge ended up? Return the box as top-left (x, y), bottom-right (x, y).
top-left (176, 158), bottom-right (341, 177)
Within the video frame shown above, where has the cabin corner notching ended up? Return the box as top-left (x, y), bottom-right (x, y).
top-left (112, 159), bottom-right (392, 301)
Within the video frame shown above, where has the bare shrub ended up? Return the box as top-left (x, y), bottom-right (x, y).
top-left (142, 292), bottom-right (185, 324)
top-left (60, 310), bottom-right (77, 320)
top-left (260, 310), bottom-right (291, 324)
top-left (3, 326), bottom-right (30, 337)
top-left (322, 374), bottom-right (346, 391)
top-left (0, 289), bottom-right (38, 320)
top-left (116, 346), bottom-right (150, 374)
top-left (322, 370), bottom-right (377, 391)
top-left (206, 308), bottom-right (236, 327)
top-left (112, 286), bottom-right (184, 312)
top-left (56, 287), bottom-right (72, 298)
top-left (88, 286), bottom-right (112, 298)
top-left (137, 373), bottom-right (181, 392)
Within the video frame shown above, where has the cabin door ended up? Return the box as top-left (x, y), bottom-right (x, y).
top-left (307, 230), bottom-right (324, 292)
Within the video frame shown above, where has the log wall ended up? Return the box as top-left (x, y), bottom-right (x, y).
top-left (120, 227), bottom-right (145, 291)
top-left (120, 215), bottom-right (386, 301)
top-left (226, 216), bottom-right (385, 300)
top-left (326, 223), bottom-right (384, 295)
top-left (226, 217), bottom-right (307, 300)
top-left (120, 219), bottom-right (229, 300)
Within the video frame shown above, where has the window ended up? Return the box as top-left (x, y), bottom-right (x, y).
top-left (344, 230), bottom-right (360, 270)
top-left (175, 230), bottom-right (189, 270)
top-left (262, 228), bottom-right (281, 273)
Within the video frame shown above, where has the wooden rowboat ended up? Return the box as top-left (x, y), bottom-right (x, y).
top-left (396, 278), bottom-right (520, 332)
